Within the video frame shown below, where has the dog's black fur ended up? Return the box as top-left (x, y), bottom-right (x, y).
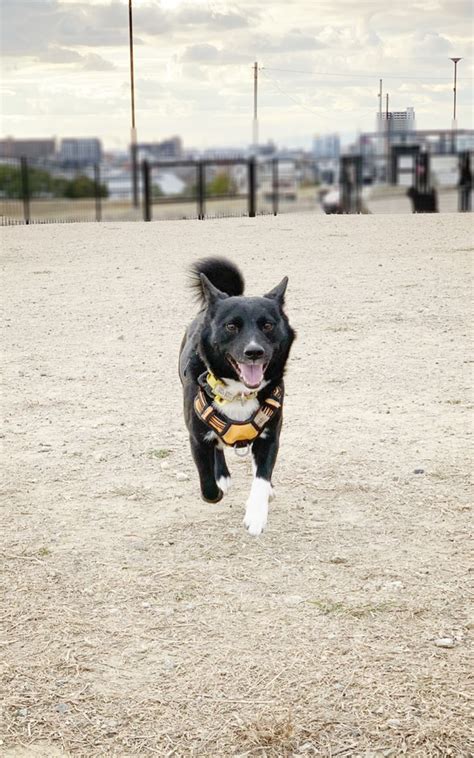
top-left (179, 257), bottom-right (295, 529)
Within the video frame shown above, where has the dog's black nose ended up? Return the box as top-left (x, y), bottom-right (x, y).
top-left (244, 346), bottom-right (265, 361)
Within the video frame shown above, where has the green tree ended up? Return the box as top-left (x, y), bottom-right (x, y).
top-left (0, 165), bottom-right (22, 197)
top-left (151, 184), bottom-right (164, 198)
top-left (207, 172), bottom-right (237, 196)
top-left (0, 164), bottom-right (66, 198)
top-left (180, 172), bottom-right (238, 199)
top-left (63, 174), bottom-right (108, 199)
top-left (0, 165), bottom-right (107, 199)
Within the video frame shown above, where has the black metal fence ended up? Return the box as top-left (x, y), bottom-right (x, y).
top-left (142, 158), bottom-right (259, 222)
top-left (459, 151), bottom-right (472, 212)
top-left (0, 154), bottom-right (322, 225)
top-left (0, 156), bottom-right (141, 225)
top-left (141, 157), bottom-right (321, 221)
top-left (1, 151), bottom-right (471, 225)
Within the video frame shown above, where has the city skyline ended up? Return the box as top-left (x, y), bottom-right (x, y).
top-left (1, 0), bottom-right (472, 150)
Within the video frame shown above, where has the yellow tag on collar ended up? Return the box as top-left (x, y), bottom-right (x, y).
top-left (207, 372), bottom-right (258, 406)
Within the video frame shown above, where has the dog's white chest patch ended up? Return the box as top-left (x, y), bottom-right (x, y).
top-left (213, 378), bottom-right (268, 422)
top-left (215, 396), bottom-right (260, 421)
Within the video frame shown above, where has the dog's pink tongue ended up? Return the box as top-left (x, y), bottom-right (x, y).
top-left (238, 363), bottom-right (264, 387)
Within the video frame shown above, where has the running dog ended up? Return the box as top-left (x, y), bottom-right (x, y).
top-left (179, 257), bottom-right (295, 536)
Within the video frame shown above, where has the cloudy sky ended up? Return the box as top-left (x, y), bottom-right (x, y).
top-left (1, 0), bottom-right (472, 150)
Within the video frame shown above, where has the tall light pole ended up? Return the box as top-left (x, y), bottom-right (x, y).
top-left (450, 58), bottom-right (461, 155)
top-left (450, 57), bottom-right (461, 125)
top-left (128, 0), bottom-right (138, 207)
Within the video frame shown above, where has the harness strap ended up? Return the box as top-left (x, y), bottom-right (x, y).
top-left (194, 383), bottom-right (283, 448)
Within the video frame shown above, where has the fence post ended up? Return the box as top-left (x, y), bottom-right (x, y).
top-left (94, 164), bottom-right (102, 222)
top-left (142, 160), bottom-right (151, 221)
top-left (458, 151), bottom-right (472, 213)
top-left (248, 157), bottom-right (256, 217)
top-left (389, 147), bottom-right (397, 185)
top-left (131, 142), bottom-right (139, 209)
top-left (272, 158), bottom-right (279, 216)
top-left (20, 157), bottom-right (30, 225)
top-left (197, 161), bottom-right (205, 220)
top-left (340, 158), bottom-right (348, 213)
top-left (355, 155), bottom-right (362, 213)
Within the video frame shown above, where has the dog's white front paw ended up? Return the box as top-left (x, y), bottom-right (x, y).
top-left (243, 500), bottom-right (268, 536)
top-left (243, 478), bottom-right (272, 536)
top-left (217, 476), bottom-right (231, 495)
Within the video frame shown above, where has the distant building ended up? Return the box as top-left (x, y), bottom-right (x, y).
top-left (104, 167), bottom-right (139, 200)
top-left (255, 141), bottom-right (277, 157)
top-left (154, 171), bottom-right (185, 195)
top-left (457, 132), bottom-right (474, 151)
top-left (137, 137), bottom-right (183, 161)
top-left (201, 147), bottom-right (245, 160)
top-left (313, 134), bottom-right (341, 160)
top-left (312, 135), bottom-right (340, 185)
top-left (376, 107), bottom-right (416, 134)
top-left (58, 138), bottom-right (102, 166)
top-left (277, 148), bottom-right (310, 161)
top-left (0, 137), bottom-right (56, 160)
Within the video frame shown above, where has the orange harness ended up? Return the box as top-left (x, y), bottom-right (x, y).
top-left (194, 382), bottom-right (283, 448)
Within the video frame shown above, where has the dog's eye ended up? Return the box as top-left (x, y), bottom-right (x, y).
top-left (262, 322), bottom-right (274, 333)
top-left (225, 323), bottom-right (239, 333)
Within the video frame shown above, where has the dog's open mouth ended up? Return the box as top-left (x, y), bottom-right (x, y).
top-left (226, 355), bottom-right (267, 389)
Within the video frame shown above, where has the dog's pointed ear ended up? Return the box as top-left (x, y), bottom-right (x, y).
top-left (264, 276), bottom-right (288, 305)
top-left (200, 273), bottom-right (228, 306)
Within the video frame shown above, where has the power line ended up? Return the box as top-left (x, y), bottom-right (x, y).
top-left (261, 69), bottom-right (379, 115)
top-left (261, 65), bottom-right (464, 81)
top-left (260, 69), bottom-right (322, 115)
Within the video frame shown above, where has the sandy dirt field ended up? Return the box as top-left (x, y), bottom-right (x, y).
top-left (1, 214), bottom-right (472, 757)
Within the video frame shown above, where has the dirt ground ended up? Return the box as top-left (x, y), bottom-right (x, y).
top-left (1, 214), bottom-right (472, 757)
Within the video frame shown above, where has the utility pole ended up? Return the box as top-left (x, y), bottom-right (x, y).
top-left (385, 92), bottom-right (390, 183)
top-left (128, 0), bottom-right (138, 208)
top-left (252, 61), bottom-right (258, 152)
top-left (378, 79), bottom-right (383, 180)
top-left (378, 79), bottom-right (383, 124)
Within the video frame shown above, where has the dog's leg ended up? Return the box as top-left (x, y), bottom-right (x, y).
top-left (190, 436), bottom-right (223, 503)
top-left (215, 448), bottom-right (231, 495)
top-left (244, 432), bottom-right (279, 536)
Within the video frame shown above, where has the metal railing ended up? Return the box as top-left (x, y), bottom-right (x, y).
top-left (141, 158), bottom-right (258, 222)
top-left (0, 155), bottom-right (321, 225)
top-left (0, 156), bottom-right (141, 225)
top-left (1, 152), bottom-right (471, 225)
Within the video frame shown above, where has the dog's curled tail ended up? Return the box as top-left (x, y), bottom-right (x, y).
top-left (189, 257), bottom-right (245, 303)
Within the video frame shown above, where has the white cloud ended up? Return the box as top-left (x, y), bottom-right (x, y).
top-left (82, 53), bottom-right (116, 71)
top-left (1, 0), bottom-right (472, 147)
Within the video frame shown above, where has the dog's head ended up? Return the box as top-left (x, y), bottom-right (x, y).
top-left (199, 275), bottom-right (295, 389)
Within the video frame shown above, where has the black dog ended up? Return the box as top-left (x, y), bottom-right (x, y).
top-left (179, 257), bottom-right (295, 535)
